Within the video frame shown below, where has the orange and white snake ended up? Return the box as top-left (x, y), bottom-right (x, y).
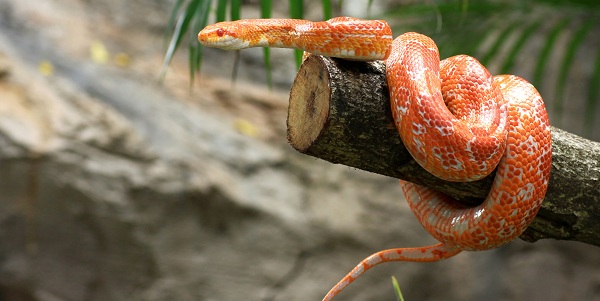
top-left (199, 17), bottom-right (552, 301)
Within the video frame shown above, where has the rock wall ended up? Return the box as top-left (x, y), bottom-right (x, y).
top-left (0, 1), bottom-right (598, 301)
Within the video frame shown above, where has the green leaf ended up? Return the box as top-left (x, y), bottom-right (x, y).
top-left (160, 0), bottom-right (203, 81)
top-left (164, 0), bottom-right (186, 51)
top-left (231, 0), bottom-right (242, 20)
top-left (216, 0), bottom-right (227, 22)
top-left (322, 0), bottom-right (332, 20)
top-left (261, 0), bottom-right (272, 18)
top-left (391, 276), bottom-right (405, 301)
top-left (189, 0), bottom-right (211, 85)
top-left (289, 0), bottom-right (304, 68)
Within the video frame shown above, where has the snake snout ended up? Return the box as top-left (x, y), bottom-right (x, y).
top-left (198, 23), bottom-right (248, 50)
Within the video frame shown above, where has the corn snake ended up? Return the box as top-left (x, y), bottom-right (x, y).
top-left (198, 17), bottom-right (552, 301)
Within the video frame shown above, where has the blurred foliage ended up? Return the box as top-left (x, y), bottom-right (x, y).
top-left (386, 0), bottom-right (600, 137)
top-left (162, 0), bottom-right (600, 139)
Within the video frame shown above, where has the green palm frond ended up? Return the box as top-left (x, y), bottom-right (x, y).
top-left (162, 0), bottom-right (600, 140)
top-left (382, 0), bottom-right (600, 139)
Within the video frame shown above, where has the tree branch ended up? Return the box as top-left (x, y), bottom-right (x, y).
top-left (286, 55), bottom-right (600, 247)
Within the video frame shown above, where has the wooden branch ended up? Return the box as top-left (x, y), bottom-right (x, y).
top-left (287, 55), bottom-right (600, 247)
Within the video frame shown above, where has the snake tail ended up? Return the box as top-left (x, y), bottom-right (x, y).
top-left (322, 243), bottom-right (461, 301)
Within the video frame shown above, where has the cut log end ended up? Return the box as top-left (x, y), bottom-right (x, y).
top-left (286, 55), bottom-right (498, 205)
top-left (287, 56), bottom-right (331, 152)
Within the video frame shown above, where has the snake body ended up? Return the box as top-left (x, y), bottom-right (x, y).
top-left (199, 17), bottom-right (552, 301)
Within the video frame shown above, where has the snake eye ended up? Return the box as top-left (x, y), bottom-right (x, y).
top-left (216, 28), bottom-right (224, 37)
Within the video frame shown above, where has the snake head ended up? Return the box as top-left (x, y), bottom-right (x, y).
top-left (198, 22), bottom-right (249, 50)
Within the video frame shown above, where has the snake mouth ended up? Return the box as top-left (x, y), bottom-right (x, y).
top-left (198, 35), bottom-right (250, 50)
top-left (198, 25), bottom-right (250, 50)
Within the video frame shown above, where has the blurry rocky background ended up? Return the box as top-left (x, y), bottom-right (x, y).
top-left (0, 1), bottom-right (599, 301)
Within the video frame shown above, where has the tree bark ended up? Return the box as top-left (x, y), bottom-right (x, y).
top-left (287, 55), bottom-right (600, 247)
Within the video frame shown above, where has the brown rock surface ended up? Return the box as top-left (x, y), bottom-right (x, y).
top-left (0, 1), bottom-right (598, 301)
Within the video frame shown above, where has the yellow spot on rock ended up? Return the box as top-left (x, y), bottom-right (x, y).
top-left (90, 40), bottom-right (109, 64)
top-left (38, 60), bottom-right (54, 76)
top-left (114, 52), bottom-right (130, 67)
top-left (233, 119), bottom-right (259, 137)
